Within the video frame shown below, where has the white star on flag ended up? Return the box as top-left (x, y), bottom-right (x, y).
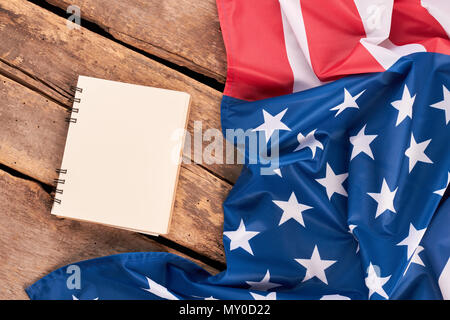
top-left (252, 108), bottom-right (291, 143)
top-left (294, 129), bottom-right (323, 158)
top-left (330, 88), bottom-right (365, 117)
top-left (367, 178), bottom-right (398, 218)
top-left (349, 125), bottom-right (377, 160)
top-left (246, 270), bottom-right (282, 291)
top-left (191, 295), bottom-right (219, 300)
top-left (390, 84), bottom-right (415, 126)
top-left (397, 223), bottom-right (427, 260)
top-left (320, 294), bottom-right (351, 300)
top-left (272, 192), bottom-right (313, 227)
top-left (273, 168), bottom-right (282, 177)
top-left (316, 163), bottom-right (348, 200)
top-left (434, 172), bottom-right (450, 196)
top-left (365, 263), bottom-right (391, 300)
top-left (404, 134), bottom-right (433, 173)
top-left (223, 219), bottom-right (259, 255)
top-left (403, 245), bottom-right (425, 276)
top-left (410, 246), bottom-right (425, 267)
top-left (72, 295), bottom-right (99, 300)
top-left (295, 245), bottom-right (337, 285)
top-left (142, 276), bottom-right (179, 300)
top-left (430, 85), bottom-right (450, 124)
top-left (250, 292), bottom-right (277, 300)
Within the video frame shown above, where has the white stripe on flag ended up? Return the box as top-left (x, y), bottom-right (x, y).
top-left (279, 0), bottom-right (322, 93)
top-left (421, 0), bottom-right (450, 38)
top-left (361, 39), bottom-right (426, 70)
top-left (354, 0), bottom-right (426, 70)
top-left (354, 0), bottom-right (393, 43)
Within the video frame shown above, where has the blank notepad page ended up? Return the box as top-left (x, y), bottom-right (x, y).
top-left (52, 76), bottom-right (190, 235)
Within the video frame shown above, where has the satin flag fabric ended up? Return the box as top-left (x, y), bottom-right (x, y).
top-left (27, 1), bottom-right (450, 300)
top-left (218, 0), bottom-right (450, 101)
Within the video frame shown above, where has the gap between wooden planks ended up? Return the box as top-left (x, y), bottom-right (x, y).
top-left (0, 168), bottom-right (218, 300)
top-left (0, 0), bottom-right (238, 271)
top-left (44, 0), bottom-right (227, 83)
top-left (0, 0), bottom-right (240, 184)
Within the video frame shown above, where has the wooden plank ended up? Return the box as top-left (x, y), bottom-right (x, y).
top-left (0, 72), bottom-right (229, 264)
top-left (0, 0), bottom-right (240, 263)
top-left (0, 168), bottom-right (218, 300)
top-left (45, 0), bottom-right (227, 82)
top-left (0, 0), bottom-right (241, 184)
top-left (0, 74), bottom-right (68, 186)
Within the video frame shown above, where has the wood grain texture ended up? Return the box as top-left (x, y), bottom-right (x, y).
top-left (0, 71), bottom-right (229, 264)
top-left (0, 0), bottom-right (241, 184)
top-left (0, 0), bottom-right (242, 264)
top-left (0, 169), bottom-right (218, 300)
top-left (45, 0), bottom-right (227, 82)
top-left (0, 73), bottom-right (68, 186)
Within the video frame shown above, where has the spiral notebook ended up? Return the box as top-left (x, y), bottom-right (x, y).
top-left (51, 76), bottom-right (190, 235)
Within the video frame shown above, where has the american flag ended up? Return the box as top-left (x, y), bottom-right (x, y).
top-left (27, 0), bottom-right (449, 300)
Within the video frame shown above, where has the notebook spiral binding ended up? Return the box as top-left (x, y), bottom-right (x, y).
top-left (51, 174), bottom-right (66, 205)
top-left (65, 86), bottom-right (83, 123)
top-left (53, 86), bottom-right (83, 205)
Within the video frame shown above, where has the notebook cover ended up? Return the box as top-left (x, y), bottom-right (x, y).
top-left (51, 76), bottom-right (190, 235)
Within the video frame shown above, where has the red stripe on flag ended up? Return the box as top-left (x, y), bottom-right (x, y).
top-left (390, 0), bottom-right (450, 55)
top-left (217, 0), bottom-right (294, 101)
top-left (300, 0), bottom-right (383, 81)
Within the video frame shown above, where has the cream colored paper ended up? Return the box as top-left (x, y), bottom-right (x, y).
top-left (52, 76), bottom-right (190, 235)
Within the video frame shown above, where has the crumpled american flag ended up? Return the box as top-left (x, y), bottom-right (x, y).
top-left (27, 0), bottom-right (450, 300)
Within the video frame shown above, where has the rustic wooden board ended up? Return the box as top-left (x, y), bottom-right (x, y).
top-left (0, 169), bottom-right (218, 300)
top-left (0, 0), bottom-right (241, 299)
top-left (0, 0), bottom-right (241, 184)
top-left (0, 0), bottom-right (244, 265)
top-left (45, 0), bottom-right (227, 82)
top-left (0, 72), bottom-right (229, 264)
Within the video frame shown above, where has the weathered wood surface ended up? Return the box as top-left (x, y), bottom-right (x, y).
top-left (0, 0), bottom-right (241, 299)
top-left (0, 70), bottom-right (229, 264)
top-left (0, 169), bottom-right (218, 300)
top-left (0, 0), bottom-right (240, 184)
top-left (0, 0), bottom-right (242, 265)
top-left (45, 0), bottom-right (227, 82)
